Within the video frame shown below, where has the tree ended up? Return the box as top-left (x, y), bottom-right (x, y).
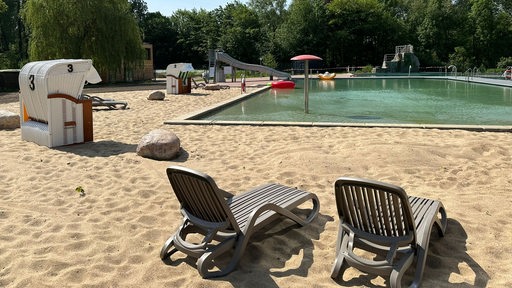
top-left (142, 12), bottom-right (175, 69)
top-left (0, 0), bottom-right (27, 69)
top-left (247, 0), bottom-right (288, 68)
top-left (129, 0), bottom-right (148, 25)
top-left (496, 0), bottom-right (512, 16)
top-left (248, 0), bottom-right (287, 33)
top-left (171, 9), bottom-right (218, 68)
top-left (22, 0), bottom-right (144, 74)
top-left (326, 0), bottom-right (403, 66)
top-left (0, 0), bottom-right (7, 13)
top-left (496, 56), bottom-right (512, 69)
top-left (275, 0), bottom-right (328, 64)
top-left (449, 46), bottom-right (474, 71)
top-left (14, 0), bottom-right (511, 74)
top-left (467, 0), bottom-right (512, 68)
top-left (216, 1), bottom-right (262, 64)
top-left (414, 0), bottom-right (459, 65)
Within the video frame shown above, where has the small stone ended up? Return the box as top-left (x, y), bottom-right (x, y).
top-left (147, 91), bottom-right (165, 101)
top-left (136, 129), bottom-right (180, 160)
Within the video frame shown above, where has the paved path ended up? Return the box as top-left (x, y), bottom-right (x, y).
top-left (446, 76), bottom-right (512, 87)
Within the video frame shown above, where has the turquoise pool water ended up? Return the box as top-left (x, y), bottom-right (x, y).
top-left (202, 78), bottom-right (512, 125)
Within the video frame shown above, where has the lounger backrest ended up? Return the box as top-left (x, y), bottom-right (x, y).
top-left (166, 166), bottom-right (239, 231)
top-left (334, 177), bottom-right (416, 243)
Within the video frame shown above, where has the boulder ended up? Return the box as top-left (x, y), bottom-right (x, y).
top-left (136, 129), bottom-right (180, 160)
top-left (0, 110), bottom-right (20, 130)
top-left (148, 90), bottom-right (165, 101)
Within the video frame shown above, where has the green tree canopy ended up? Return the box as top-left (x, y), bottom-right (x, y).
top-left (129, 0), bottom-right (148, 25)
top-left (247, 0), bottom-right (288, 65)
top-left (0, 0), bottom-right (26, 68)
top-left (3, 0), bottom-right (512, 72)
top-left (22, 0), bottom-right (144, 73)
top-left (142, 12), bottom-right (176, 69)
top-left (170, 9), bottom-right (217, 68)
top-left (0, 0), bottom-right (7, 13)
top-left (326, 0), bottom-right (403, 66)
top-left (468, 0), bottom-right (512, 68)
top-left (216, 1), bottom-right (262, 64)
top-left (275, 0), bottom-right (328, 62)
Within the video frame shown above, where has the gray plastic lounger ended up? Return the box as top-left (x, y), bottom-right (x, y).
top-left (331, 177), bottom-right (447, 288)
top-left (160, 166), bottom-right (320, 278)
top-left (82, 94), bottom-right (127, 110)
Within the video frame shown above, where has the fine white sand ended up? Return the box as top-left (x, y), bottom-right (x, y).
top-left (1, 83), bottom-right (512, 287)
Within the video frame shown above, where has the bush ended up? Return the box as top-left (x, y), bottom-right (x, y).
top-left (354, 65), bottom-right (373, 74)
top-left (497, 57), bottom-right (512, 69)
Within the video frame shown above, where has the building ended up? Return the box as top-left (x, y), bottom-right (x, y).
top-left (100, 43), bottom-right (154, 83)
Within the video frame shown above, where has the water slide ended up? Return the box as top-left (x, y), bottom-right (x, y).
top-left (215, 51), bottom-right (290, 79)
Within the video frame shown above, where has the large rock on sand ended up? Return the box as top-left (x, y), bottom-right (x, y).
top-left (137, 129), bottom-right (180, 160)
top-left (148, 91), bottom-right (165, 100)
top-left (0, 110), bottom-right (20, 130)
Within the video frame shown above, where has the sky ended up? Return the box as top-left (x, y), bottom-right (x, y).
top-left (145, 0), bottom-right (249, 16)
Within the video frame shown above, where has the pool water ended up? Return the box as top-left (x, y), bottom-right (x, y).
top-left (202, 78), bottom-right (512, 125)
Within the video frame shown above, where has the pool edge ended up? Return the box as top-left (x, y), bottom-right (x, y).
top-left (164, 76), bottom-right (512, 132)
top-left (163, 119), bottom-right (512, 132)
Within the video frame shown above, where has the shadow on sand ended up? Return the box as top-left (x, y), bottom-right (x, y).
top-left (56, 140), bottom-right (191, 163)
top-left (331, 218), bottom-right (489, 287)
top-left (162, 212), bottom-right (333, 288)
top-left (56, 140), bottom-right (137, 157)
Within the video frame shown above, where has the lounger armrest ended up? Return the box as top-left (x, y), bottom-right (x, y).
top-left (218, 188), bottom-right (235, 199)
top-left (241, 203), bottom-right (308, 235)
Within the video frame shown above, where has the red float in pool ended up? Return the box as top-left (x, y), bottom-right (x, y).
top-left (270, 80), bottom-right (295, 89)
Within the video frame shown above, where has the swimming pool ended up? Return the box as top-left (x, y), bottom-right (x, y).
top-left (199, 78), bottom-right (512, 126)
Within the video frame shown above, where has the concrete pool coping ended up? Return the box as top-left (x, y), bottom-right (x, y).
top-left (164, 76), bottom-right (512, 132)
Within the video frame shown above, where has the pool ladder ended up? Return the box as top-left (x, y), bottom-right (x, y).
top-left (447, 65), bottom-right (457, 78)
top-left (464, 67), bottom-right (480, 81)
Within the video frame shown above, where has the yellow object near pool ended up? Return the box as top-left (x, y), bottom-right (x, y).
top-left (318, 72), bottom-right (336, 80)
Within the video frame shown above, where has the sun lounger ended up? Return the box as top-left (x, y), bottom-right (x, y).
top-left (82, 94), bottom-right (127, 110)
top-left (191, 78), bottom-right (206, 89)
top-left (160, 165), bottom-right (320, 278)
top-left (331, 177), bottom-right (447, 288)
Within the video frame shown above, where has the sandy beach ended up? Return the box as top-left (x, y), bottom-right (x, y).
top-left (1, 80), bottom-right (511, 287)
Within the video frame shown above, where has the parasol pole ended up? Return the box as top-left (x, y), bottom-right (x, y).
top-left (291, 54), bottom-right (322, 114)
top-left (304, 60), bottom-right (309, 113)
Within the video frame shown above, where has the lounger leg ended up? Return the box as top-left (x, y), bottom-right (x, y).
top-left (160, 235), bottom-right (177, 260)
top-left (330, 252), bottom-right (347, 280)
top-left (390, 269), bottom-right (404, 288)
top-left (411, 223), bottom-right (440, 287)
top-left (330, 228), bottom-right (349, 279)
top-left (389, 251), bottom-right (414, 288)
top-left (436, 205), bottom-right (448, 237)
top-left (410, 243), bottom-right (428, 288)
top-left (411, 205), bottom-right (447, 287)
top-left (197, 236), bottom-right (241, 278)
top-left (303, 195), bottom-right (320, 224)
